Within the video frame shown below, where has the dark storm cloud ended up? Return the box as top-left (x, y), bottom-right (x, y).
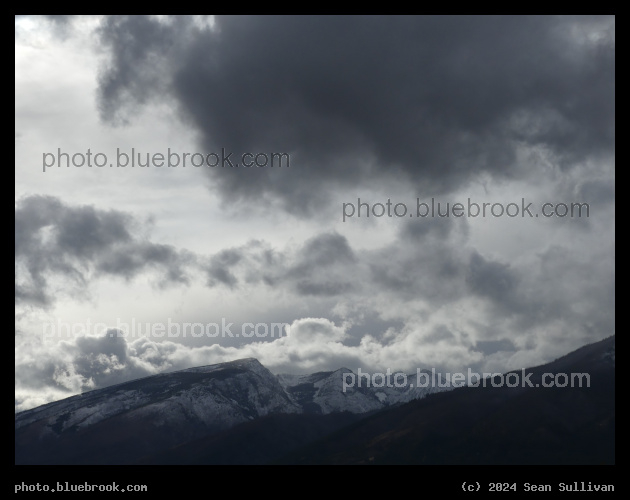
top-left (197, 220), bottom-right (603, 336)
top-left (294, 280), bottom-right (354, 297)
top-left (15, 194), bottom-right (613, 347)
top-left (294, 232), bottom-right (355, 267)
top-left (69, 331), bottom-right (154, 387)
top-left (205, 248), bottom-right (242, 287)
top-left (15, 195), bottom-right (193, 306)
top-left (282, 233), bottom-right (359, 296)
top-left (42, 15), bottom-right (74, 28)
top-left (15, 330), bottom-right (161, 402)
top-left (399, 214), bottom-right (465, 242)
top-left (462, 246), bottom-right (614, 339)
top-left (374, 218), bottom-right (469, 302)
top-left (578, 179), bottom-right (615, 206)
top-left (95, 15), bottom-right (191, 125)
top-left (201, 232), bottom-right (358, 297)
top-left (424, 325), bottom-right (457, 344)
top-left (95, 15), bottom-right (614, 214)
top-left (464, 251), bottom-right (553, 324)
top-left (275, 232), bottom-right (358, 298)
top-left (534, 245), bottom-right (614, 331)
top-left (466, 251), bottom-right (520, 307)
top-left (474, 338), bottom-right (516, 355)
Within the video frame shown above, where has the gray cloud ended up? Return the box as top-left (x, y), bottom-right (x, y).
top-left (202, 232), bottom-right (358, 297)
top-left (95, 15), bottom-right (614, 214)
top-left (578, 179), bottom-right (615, 206)
top-left (424, 325), bottom-right (457, 344)
top-left (466, 251), bottom-right (520, 308)
top-left (15, 195), bottom-right (193, 307)
top-left (15, 15), bottom-right (75, 38)
top-left (474, 338), bottom-right (516, 355)
top-left (15, 16), bottom-right (615, 412)
top-left (205, 248), bottom-right (243, 288)
top-left (15, 329), bottom-right (160, 411)
top-left (15, 193), bottom-right (614, 374)
top-left (95, 15), bottom-right (191, 125)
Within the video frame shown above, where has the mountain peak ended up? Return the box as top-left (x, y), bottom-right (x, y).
top-left (180, 357), bottom-right (265, 374)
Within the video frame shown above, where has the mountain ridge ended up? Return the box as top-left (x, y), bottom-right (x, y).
top-left (15, 335), bottom-right (614, 464)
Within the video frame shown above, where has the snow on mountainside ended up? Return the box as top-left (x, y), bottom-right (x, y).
top-left (16, 337), bottom-right (614, 465)
top-left (16, 358), bottom-right (453, 446)
top-left (278, 369), bottom-right (383, 414)
top-left (277, 368), bottom-right (451, 414)
top-left (15, 358), bottom-right (299, 435)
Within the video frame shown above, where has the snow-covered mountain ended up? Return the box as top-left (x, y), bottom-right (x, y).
top-left (282, 335), bottom-right (616, 465)
top-left (16, 359), bottom-right (450, 433)
top-left (15, 358), bottom-right (451, 464)
top-left (16, 336), bottom-right (614, 465)
top-left (16, 358), bottom-right (299, 434)
top-left (277, 368), bottom-right (450, 414)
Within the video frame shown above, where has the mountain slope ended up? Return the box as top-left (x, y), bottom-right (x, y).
top-left (15, 357), bottom-right (449, 464)
top-left (17, 336), bottom-right (613, 465)
top-left (15, 358), bottom-right (300, 464)
top-left (277, 336), bottom-right (615, 464)
top-left (277, 368), bottom-right (450, 414)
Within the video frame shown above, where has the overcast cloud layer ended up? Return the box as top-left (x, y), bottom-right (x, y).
top-left (15, 15), bottom-right (614, 411)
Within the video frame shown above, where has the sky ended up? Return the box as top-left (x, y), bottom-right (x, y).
top-left (15, 15), bottom-right (614, 412)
